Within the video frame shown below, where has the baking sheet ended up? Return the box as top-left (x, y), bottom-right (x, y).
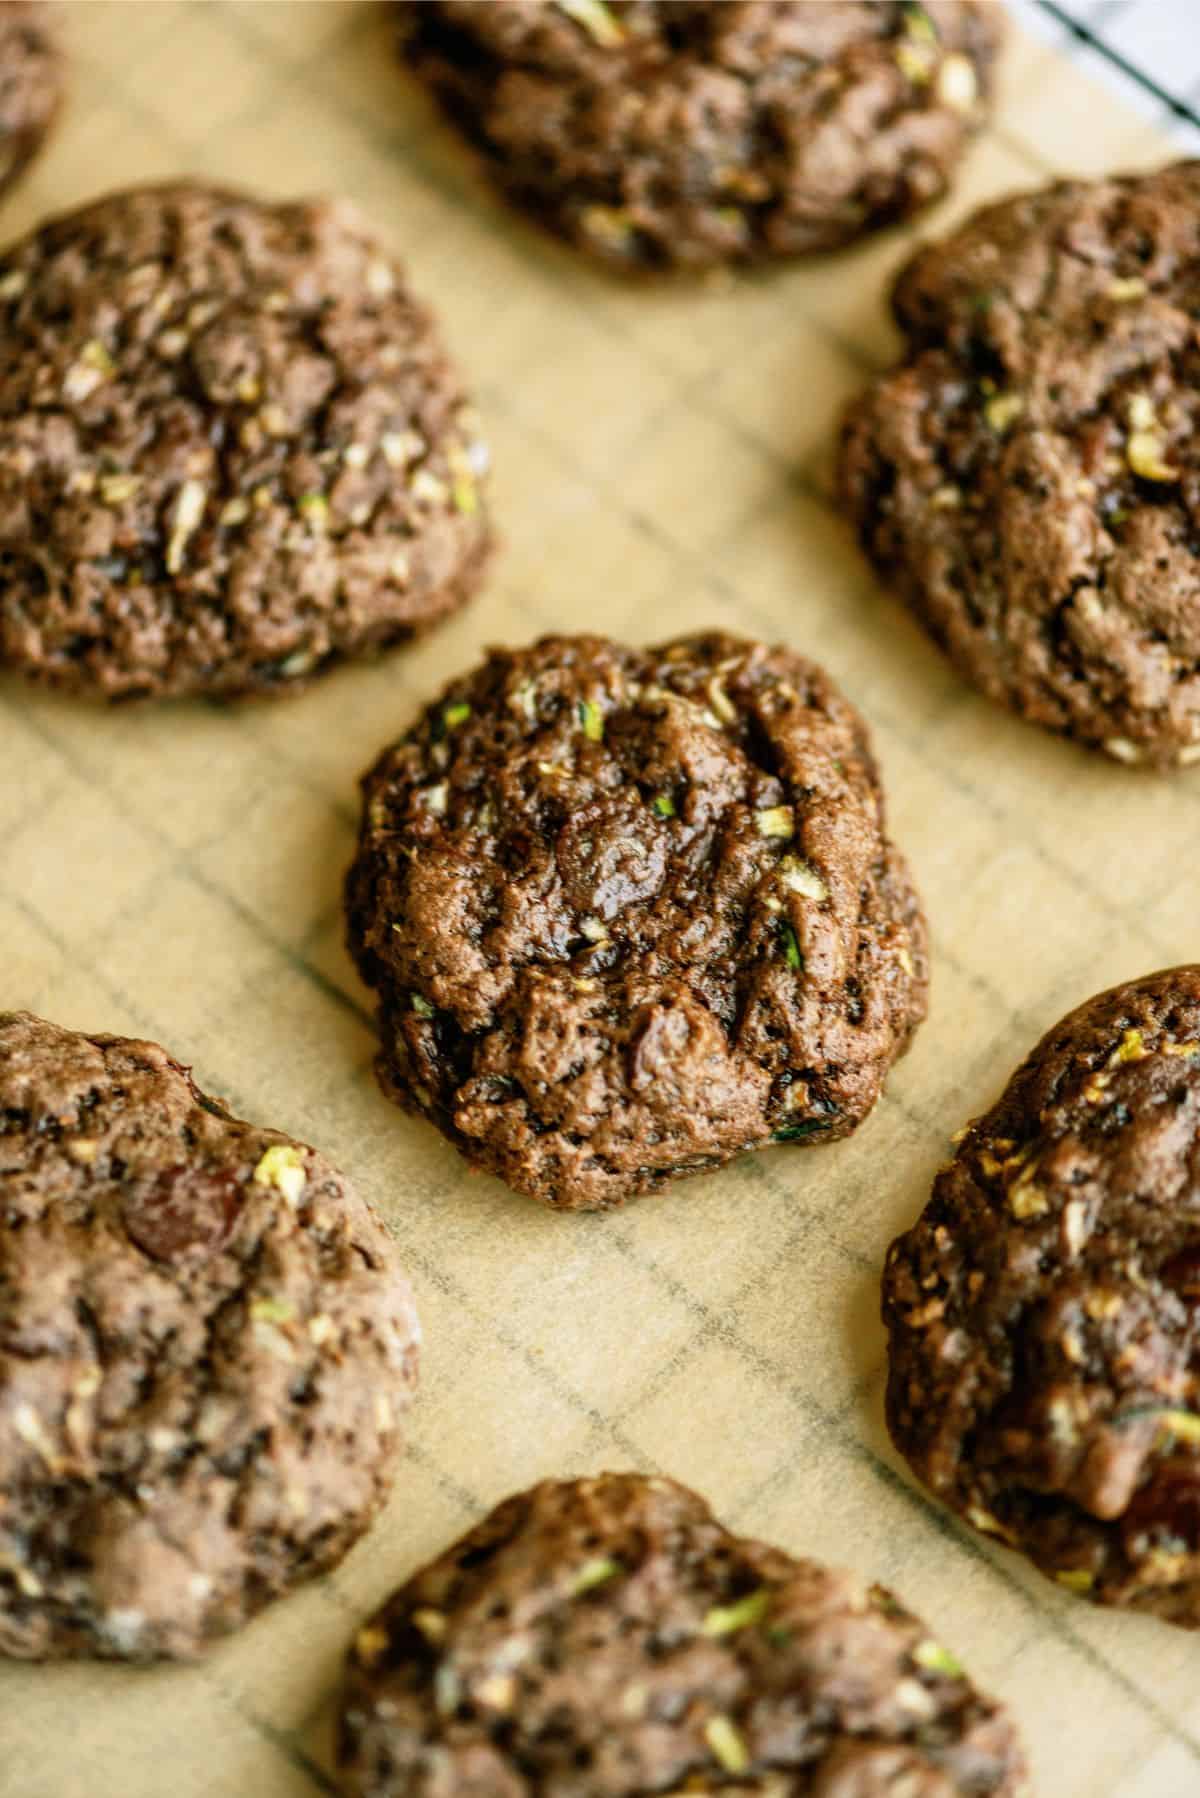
top-left (1, 4), bottom-right (1198, 1793)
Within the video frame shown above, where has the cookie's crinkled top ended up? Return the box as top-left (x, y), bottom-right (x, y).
top-left (884, 967), bottom-right (1200, 1624)
top-left (400, 0), bottom-right (1001, 269)
top-left (0, 182), bottom-right (489, 699)
top-left (346, 631), bottom-right (927, 1210)
top-left (337, 1472), bottom-right (1024, 1797)
top-left (0, 1011), bottom-right (420, 1661)
top-left (839, 161), bottom-right (1200, 767)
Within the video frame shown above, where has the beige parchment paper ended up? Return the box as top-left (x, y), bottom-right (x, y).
top-left (0, 5), bottom-right (1196, 1793)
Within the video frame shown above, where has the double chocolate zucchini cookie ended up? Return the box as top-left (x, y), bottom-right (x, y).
top-left (346, 630), bottom-right (927, 1210)
top-left (0, 181), bottom-right (490, 700)
top-left (337, 1471), bottom-right (1025, 1796)
top-left (0, 1012), bottom-right (420, 1660)
top-left (885, 967), bottom-right (1200, 1626)
top-left (840, 162), bottom-right (1200, 768)
top-left (398, 1), bottom-right (1002, 272)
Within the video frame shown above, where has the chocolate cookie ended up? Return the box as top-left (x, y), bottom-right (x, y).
top-left (345, 630), bottom-right (928, 1212)
top-left (336, 1472), bottom-right (1025, 1797)
top-left (0, 1011), bottom-right (420, 1660)
top-left (0, 181), bottom-right (490, 701)
top-left (839, 162), bottom-right (1200, 769)
top-left (398, 1), bottom-right (1002, 272)
top-left (883, 966), bottom-right (1200, 1626)
top-left (0, 3), bottom-right (61, 203)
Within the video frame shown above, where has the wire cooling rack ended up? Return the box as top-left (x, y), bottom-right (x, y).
top-left (1016, 0), bottom-right (1200, 148)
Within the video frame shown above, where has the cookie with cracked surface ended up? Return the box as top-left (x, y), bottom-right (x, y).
top-left (0, 1010), bottom-right (420, 1661)
top-left (336, 1471), bottom-right (1025, 1797)
top-left (0, 181), bottom-right (490, 701)
top-left (0, 3), bottom-right (61, 203)
top-left (344, 630), bottom-right (928, 1211)
top-left (883, 965), bottom-right (1200, 1627)
top-left (839, 161), bottom-right (1200, 770)
top-left (397, 1), bottom-right (1002, 273)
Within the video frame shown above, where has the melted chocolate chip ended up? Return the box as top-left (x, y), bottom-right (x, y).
top-left (121, 1164), bottom-right (240, 1262)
